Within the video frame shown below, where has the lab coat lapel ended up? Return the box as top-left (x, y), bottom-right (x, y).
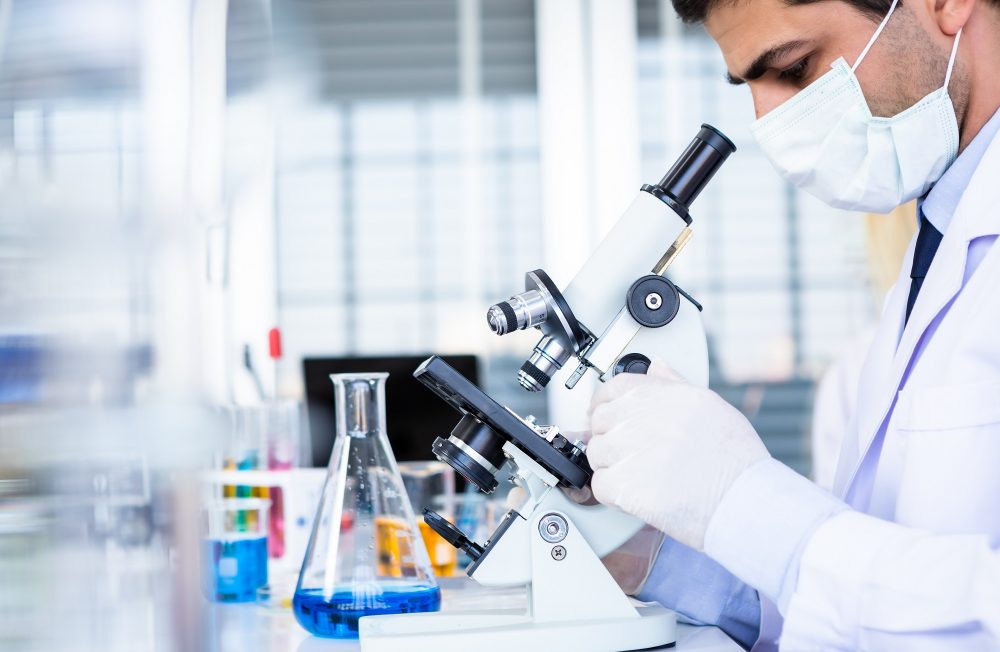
top-left (832, 268), bottom-right (908, 497)
top-left (896, 135), bottom-right (1000, 367)
top-left (889, 229), bottom-right (967, 374)
top-left (839, 135), bottom-right (1000, 499)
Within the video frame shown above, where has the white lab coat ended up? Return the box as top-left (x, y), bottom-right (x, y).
top-left (777, 127), bottom-right (1000, 648)
top-left (810, 328), bottom-right (875, 491)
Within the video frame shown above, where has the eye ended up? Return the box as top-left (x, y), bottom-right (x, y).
top-left (778, 57), bottom-right (810, 83)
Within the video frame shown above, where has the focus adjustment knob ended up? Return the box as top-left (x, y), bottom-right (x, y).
top-left (613, 353), bottom-right (652, 376)
top-left (626, 275), bottom-right (680, 328)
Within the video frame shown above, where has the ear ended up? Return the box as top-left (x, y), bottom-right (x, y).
top-left (931, 0), bottom-right (975, 35)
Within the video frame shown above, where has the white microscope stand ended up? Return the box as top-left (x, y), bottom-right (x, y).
top-left (359, 444), bottom-right (676, 652)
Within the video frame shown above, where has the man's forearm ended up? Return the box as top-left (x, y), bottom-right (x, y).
top-left (638, 537), bottom-right (762, 649)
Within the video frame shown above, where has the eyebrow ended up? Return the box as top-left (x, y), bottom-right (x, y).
top-left (726, 40), bottom-right (809, 85)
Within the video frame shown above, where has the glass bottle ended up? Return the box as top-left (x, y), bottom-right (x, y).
top-left (293, 373), bottom-right (441, 638)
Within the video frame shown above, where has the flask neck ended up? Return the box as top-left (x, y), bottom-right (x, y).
top-left (330, 373), bottom-right (388, 438)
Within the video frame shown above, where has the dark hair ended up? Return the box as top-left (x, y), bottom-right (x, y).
top-left (671, 0), bottom-right (894, 24)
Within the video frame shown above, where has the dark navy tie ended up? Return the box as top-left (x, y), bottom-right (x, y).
top-left (905, 211), bottom-right (943, 325)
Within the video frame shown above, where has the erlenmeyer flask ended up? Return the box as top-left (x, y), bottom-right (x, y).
top-left (293, 372), bottom-right (441, 638)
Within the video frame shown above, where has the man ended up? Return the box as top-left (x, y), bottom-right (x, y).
top-left (585, 0), bottom-right (1000, 648)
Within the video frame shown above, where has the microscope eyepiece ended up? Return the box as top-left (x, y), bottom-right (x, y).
top-left (642, 123), bottom-right (736, 222)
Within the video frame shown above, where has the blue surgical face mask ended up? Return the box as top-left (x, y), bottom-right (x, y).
top-left (750, 0), bottom-right (962, 213)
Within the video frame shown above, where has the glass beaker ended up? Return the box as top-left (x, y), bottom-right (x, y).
top-left (201, 498), bottom-right (270, 603)
top-left (399, 461), bottom-right (458, 577)
top-left (261, 400), bottom-right (302, 559)
top-left (293, 373), bottom-right (440, 639)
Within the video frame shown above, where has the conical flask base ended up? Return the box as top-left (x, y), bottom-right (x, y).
top-left (293, 582), bottom-right (441, 639)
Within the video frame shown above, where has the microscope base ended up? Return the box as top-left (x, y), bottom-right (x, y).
top-left (358, 604), bottom-right (677, 652)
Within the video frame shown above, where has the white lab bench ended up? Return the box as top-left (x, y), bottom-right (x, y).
top-left (208, 578), bottom-right (743, 652)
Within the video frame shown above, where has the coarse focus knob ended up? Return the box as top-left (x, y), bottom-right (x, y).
top-left (613, 353), bottom-right (652, 376)
top-left (626, 275), bottom-right (680, 328)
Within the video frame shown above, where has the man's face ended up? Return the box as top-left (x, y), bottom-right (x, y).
top-left (705, 0), bottom-right (957, 120)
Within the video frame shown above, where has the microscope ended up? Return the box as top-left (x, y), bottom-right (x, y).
top-left (359, 126), bottom-right (736, 652)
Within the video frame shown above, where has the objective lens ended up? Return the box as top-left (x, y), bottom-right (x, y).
top-left (517, 335), bottom-right (571, 392)
top-left (486, 290), bottom-right (548, 336)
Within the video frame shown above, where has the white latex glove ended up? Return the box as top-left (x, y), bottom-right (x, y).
top-left (587, 361), bottom-right (770, 551)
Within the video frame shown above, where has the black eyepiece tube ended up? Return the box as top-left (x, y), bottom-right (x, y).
top-left (643, 124), bottom-right (736, 222)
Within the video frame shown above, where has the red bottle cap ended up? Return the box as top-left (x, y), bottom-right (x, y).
top-left (268, 328), bottom-right (282, 359)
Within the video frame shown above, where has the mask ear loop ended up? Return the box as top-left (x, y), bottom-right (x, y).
top-left (943, 28), bottom-right (962, 91)
top-left (852, 0), bottom-right (901, 72)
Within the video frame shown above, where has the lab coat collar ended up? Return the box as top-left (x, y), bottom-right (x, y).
top-left (838, 132), bottom-right (1000, 501)
top-left (921, 107), bottom-right (1000, 234)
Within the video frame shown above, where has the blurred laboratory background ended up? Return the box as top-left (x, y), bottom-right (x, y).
top-left (0, 1), bottom-right (881, 651)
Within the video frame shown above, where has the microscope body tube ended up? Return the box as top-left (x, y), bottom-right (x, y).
top-left (487, 124), bottom-right (735, 392)
top-left (562, 191), bottom-right (688, 337)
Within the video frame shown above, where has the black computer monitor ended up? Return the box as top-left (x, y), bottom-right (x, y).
top-left (302, 355), bottom-right (480, 468)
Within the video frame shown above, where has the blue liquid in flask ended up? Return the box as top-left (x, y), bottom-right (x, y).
top-left (292, 583), bottom-right (441, 639)
top-left (202, 536), bottom-right (268, 603)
